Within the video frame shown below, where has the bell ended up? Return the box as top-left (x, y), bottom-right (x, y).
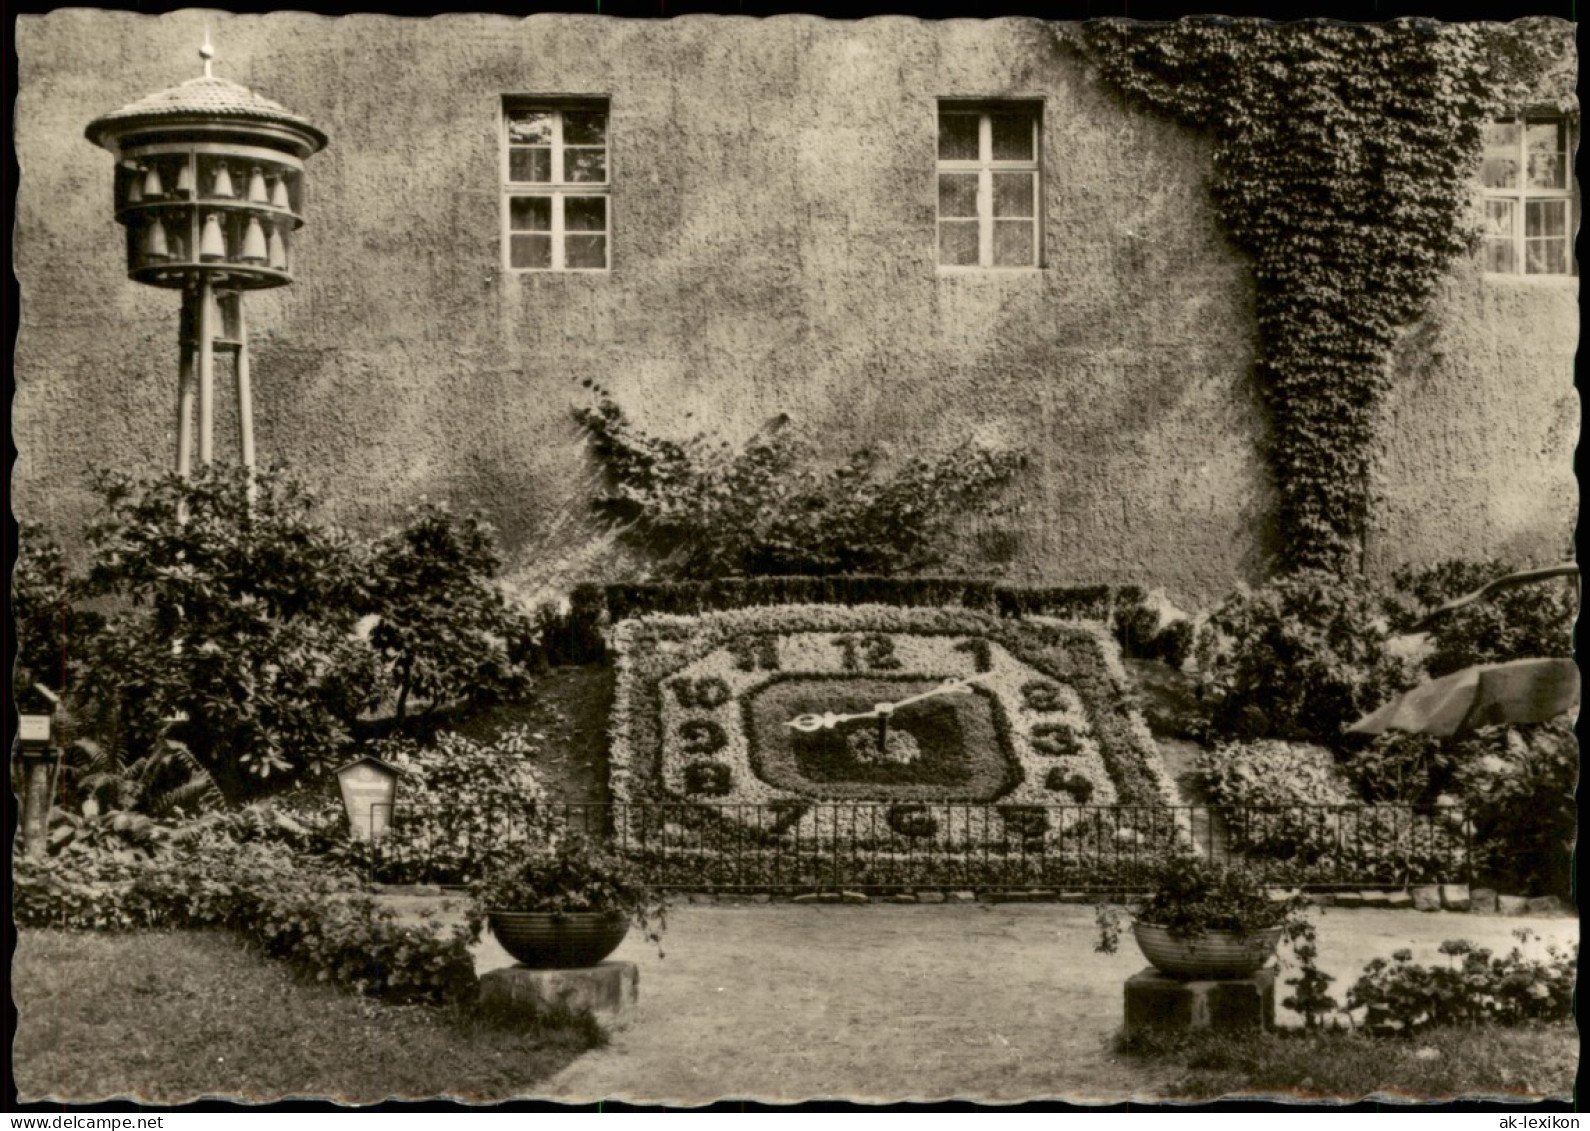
top-left (212, 163), bottom-right (235, 199)
top-left (142, 163), bottom-right (164, 199)
top-left (175, 160), bottom-right (196, 198)
top-left (267, 224), bottom-right (289, 271)
top-left (200, 214), bottom-right (227, 261)
top-left (127, 166), bottom-right (144, 205)
top-left (247, 166), bottom-right (269, 204)
top-left (241, 217), bottom-right (268, 264)
top-left (143, 217), bottom-right (170, 260)
top-left (271, 175), bottom-right (291, 211)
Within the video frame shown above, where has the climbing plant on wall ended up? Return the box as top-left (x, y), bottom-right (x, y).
top-left (1071, 17), bottom-right (1575, 575)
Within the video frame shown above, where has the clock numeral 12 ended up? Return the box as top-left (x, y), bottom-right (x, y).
top-left (831, 633), bottom-right (903, 671)
top-left (952, 637), bottom-right (992, 673)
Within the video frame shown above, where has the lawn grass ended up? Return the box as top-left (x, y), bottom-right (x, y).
top-left (1120, 1023), bottom-right (1578, 1102)
top-left (13, 929), bottom-right (603, 1104)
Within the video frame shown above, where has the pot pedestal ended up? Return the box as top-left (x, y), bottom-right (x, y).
top-left (480, 961), bottom-right (639, 1029)
top-left (1124, 967), bottom-right (1276, 1034)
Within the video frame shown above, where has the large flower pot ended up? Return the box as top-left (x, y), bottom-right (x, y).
top-left (1132, 922), bottom-right (1283, 980)
top-left (488, 910), bottom-right (630, 969)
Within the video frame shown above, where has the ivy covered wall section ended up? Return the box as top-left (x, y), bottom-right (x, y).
top-left (1071, 17), bottom-right (1576, 575)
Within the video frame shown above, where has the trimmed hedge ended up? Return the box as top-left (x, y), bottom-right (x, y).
top-left (12, 840), bottom-right (479, 1004)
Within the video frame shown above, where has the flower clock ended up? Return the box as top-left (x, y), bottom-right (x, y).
top-left (611, 605), bottom-right (1180, 853)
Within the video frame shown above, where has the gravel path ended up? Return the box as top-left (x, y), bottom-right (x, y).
top-left (469, 903), bottom-right (1575, 1105)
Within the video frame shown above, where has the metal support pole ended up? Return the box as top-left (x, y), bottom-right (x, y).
top-left (231, 293), bottom-right (256, 501)
top-left (21, 760), bottom-right (52, 858)
top-left (196, 276), bottom-right (216, 466)
top-left (176, 290), bottom-right (196, 477)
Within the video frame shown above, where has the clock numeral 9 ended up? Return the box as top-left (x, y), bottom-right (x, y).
top-left (831, 633), bottom-right (902, 671)
top-left (1020, 680), bottom-right (1064, 712)
top-left (728, 636), bottom-right (780, 672)
top-left (678, 719), bottom-right (728, 756)
top-left (952, 637), bottom-right (992, 673)
top-left (669, 676), bottom-right (731, 710)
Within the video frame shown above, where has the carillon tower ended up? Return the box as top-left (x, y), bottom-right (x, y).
top-left (86, 35), bottom-right (327, 479)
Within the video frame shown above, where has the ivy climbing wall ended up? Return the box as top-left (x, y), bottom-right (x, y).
top-left (12, 13), bottom-right (1577, 604)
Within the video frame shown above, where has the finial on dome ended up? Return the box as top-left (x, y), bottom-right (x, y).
top-left (200, 25), bottom-right (215, 78)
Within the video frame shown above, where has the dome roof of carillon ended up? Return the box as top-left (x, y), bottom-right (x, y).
top-left (87, 74), bottom-right (327, 153)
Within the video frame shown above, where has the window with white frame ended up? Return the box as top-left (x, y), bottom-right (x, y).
top-left (503, 99), bottom-right (609, 271)
top-left (1480, 115), bottom-right (1577, 276)
top-left (936, 102), bottom-right (1041, 268)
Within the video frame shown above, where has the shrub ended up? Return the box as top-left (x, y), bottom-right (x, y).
top-left (1386, 558), bottom-right (1576, 678)
top-left (1195, 570), bottom-right (1418, 743)
top-left (13, 834), bottom-right (479, 1004)
top-left (11, 525), bottom-right (102, 695)
top-left (1345, 931), bottom-right (1576, 1037)
top-left (1340, 732), bottom-right (1454, 806)
top-left (1196, 740), bottom-right (1353, 810)
top-left (308, 726), bottom-right (561, 886)
top-left (71, 466), bottom-right (380, 803)
top-left (575, 390), bottom-right (1024, 578)
top-left (366, 503), bottom-right (532, 719)
top-left (1449, 719), bottom-right (1577, 900)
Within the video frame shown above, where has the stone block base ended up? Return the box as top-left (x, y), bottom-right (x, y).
top-left (480, 962), bottom-right (638, 1027)
top-left (1124, 968), bottom-right (1276, 1034)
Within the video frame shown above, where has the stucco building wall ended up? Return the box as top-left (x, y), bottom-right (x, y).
top-left (12, 12), bottom-right (1577, 606)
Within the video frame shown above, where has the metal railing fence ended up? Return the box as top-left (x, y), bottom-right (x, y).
top-left (363, 800), bottom-right (1471, 894)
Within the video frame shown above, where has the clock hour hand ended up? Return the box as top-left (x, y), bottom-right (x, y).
top-left (785, 675), bottom-right (989, 732)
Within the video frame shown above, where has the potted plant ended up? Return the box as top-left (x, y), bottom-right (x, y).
top-left (472, 834), bottom-right (669, 968)
top-left (1095, 853), bottom-right (1314, 979)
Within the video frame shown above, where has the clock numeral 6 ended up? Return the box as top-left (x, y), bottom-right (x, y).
top-left (728, 636), bottom-right (780, 672)
top-left (678, 719), bottom-right (728, 756)
top-left (1020, 680), bottom-right (1065, 712)
top-left (669, 676), bottom-right (731, 710)
top-left (952, 637), bottom-right (992, 673)
top-left (1030, 721), bottom-right (1080, 758)
top-left (831, 633), bottom-right (902, 671)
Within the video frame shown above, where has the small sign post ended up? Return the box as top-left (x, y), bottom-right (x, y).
top-left (16, 684), bottom-right (59, 859)
top-left (334, 755), bottom-right (403, 842)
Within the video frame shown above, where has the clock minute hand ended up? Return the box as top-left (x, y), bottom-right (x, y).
top-left (785, 674), bottom-right (989, 732)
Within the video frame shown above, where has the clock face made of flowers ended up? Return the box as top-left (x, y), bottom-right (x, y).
top-left (610, 606), bottom-right (1175, 845)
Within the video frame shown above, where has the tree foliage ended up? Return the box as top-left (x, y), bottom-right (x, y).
top-left (1072, 17), bottom-right (1575, 573)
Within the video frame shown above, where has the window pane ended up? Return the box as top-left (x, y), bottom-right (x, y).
top-left (566, 233), bottom-right (607, 269)
top-left (938, 173), bottom-right (978, 218)
top-left (563, 111), bottom-right (607, 145)
top-left (1525, 120), bottom-right (1567, 189)
top-left (990, 113), bottom-right (1033, 161)
top-left (507, 110), bottom-right (554, 145)
top-left (1484, 238), bottom-right (1515, 274)
top-left (938, 220), bottom-right (979, 266)
top-left (510, 233), bottom-right (551, 269)
top-left (509, 148), bottom-right (551, 183)
top-left (509, 196), bottom-right (551, 231)
top-left (565, 148), bottom-right (607, 183)
top-left (566, 196), bottom-right (607, 232)
top-left (992, 172), bottom-right (1033, 218)
top-left (1483, 199), bottom-right (1514, 240)
top-left (1481, 121), bottom-right (1520, 189)
top-left (1526, 199), bottom-right (1566, 238)
top-left (1525, 238), bottom-right (1568, 275)
top-left (992, 219), bottom-right (1034, 266)
top-left (938, 113), bottom-right (979, 161)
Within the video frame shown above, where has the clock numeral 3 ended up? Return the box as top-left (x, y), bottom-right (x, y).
top-left (678, 719), bottom-right (728, 756)
top-left (1030, 721), bottom-right (1080, 757)
top-left (669, 676), bottom-right (731, 709)
top-left (831, 633), bottom-right (903, 671)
